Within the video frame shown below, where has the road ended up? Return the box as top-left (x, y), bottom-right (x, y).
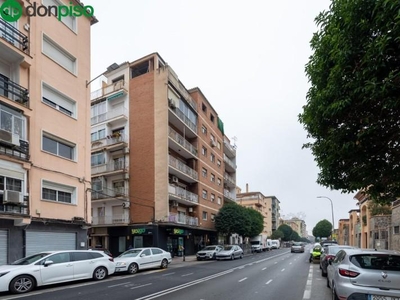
top-left (0, 248), bottom-right (331, 300)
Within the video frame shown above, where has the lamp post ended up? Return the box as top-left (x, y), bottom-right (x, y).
top-left (317, 196), bottom-right (335, 238)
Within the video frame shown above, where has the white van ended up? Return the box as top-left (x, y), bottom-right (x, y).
top-left (271, 240), bottom-right (280, 249)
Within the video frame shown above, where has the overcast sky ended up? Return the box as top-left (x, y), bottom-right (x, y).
top-left (84, 0), bottom-right (358, 235)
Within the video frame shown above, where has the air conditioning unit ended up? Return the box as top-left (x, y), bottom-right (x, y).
top-left (3, 190), bottom-right (23, 204)
top-left (72, 216), bottom-right (85, 222)
top-left (172, 176), bottom-right (178, 183)
top-left (168, 98), bottom-right (177, 109)
top-left (188, 207), bottom-right (193, 213)
top-left (172, 201), bottom-right (178, 207)
top-left (122, 202), bottom-right (130, 208)
top-left (210, 140), bottom-right (217, 147)
top-left (0, 129), bottom-right (20, 146)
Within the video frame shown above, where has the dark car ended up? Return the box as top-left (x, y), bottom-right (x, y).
top-left (320, 245), bottom-right (355, 276)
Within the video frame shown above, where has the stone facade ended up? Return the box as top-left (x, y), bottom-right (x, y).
top-left (391, 200), bottom-right (400, 251)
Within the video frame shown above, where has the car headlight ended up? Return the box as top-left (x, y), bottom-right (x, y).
top-left (0, 272), bottom-right (9, 277)
top-left (116, 262), bottom-right (127, 267)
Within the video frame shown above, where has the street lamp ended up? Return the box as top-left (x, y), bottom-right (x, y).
top-left (317, 196), bottom-right (335, 237)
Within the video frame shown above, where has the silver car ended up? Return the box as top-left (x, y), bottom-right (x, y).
top-left (196, 245), bottom-right (223, 261)
top-left (327, 248), bottom-right (400, 300)
top-left (215, 245), bottom-right (243, 261)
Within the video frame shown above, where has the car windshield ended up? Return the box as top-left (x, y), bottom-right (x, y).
top-left (117, 249), bottom-right (142, 258)
top-left (250, 241), bottom-right (260, 245)
top-left (11, 253), bottom-right (52, 265)
top-left (223, 246), bottom-right (233, 251)
top-left (326, 246), bottom-right (351, 255)
top-left (350, 254), bottom-right (400, 271)
top-left (203, 246), bottom-right (217, 250)
top-left (292, 242), bottom-right (302, 246)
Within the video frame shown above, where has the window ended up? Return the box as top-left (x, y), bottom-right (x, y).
top-left (202, 146), bottom-right (207, 157)
top-left (42, 83), bottom-right (76, 117)
top-left (202, 211), bottom-right (208, 220)
top-left (0, 104), bottom-right (27, 139)
top-left (0, 176), bottom-right (22, 192)
top-left (91, 129), bottom-right (106, 141)
top-left (202, 189), bottom-right (207, 199)
top-left (201, 125), bottom-right (207, 134)
top-left (210, 173), bottom-right (215, 183)
top-left (211, 214), bottom-right (216, 222)
top-left (202, 103), bottom-right (207, 112)
top-left (217, 178), bottom-right (221, 186)
top-left (217, 141), bottom-right (221, 149)
top-left (217, 159), bottom-right (221, 168)
top-left (394, 226), bottom-right (399, 234)
top-left (91, 177), bottom-right (104, 191)
top-left (211, 193), bottom-right (215, 202)
top-left (91, 152), bottom-right (105, 166)
top-left (202, 168), bottom-right (207, 178)
top-left (42, 0), bottom-right (77, 31)
top-left (210, 153), bottom-right (215, 163)
top-left (210, 113), bottom-right (215, 123)
top-left (42, 134), bottom-right (75, 160)
top-left (217, 197), bottom-right (222, 205)
top-left (42, 34), bottom-right (77, 74)
top-left (42, 180), bottom-right (76, 204)
top-left (210, 134), bottom-right (215, 142)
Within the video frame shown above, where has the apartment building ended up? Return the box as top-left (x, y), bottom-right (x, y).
top-left (89, 53), bottom-right (236, 256)
top-left (265, 196), bottom-right (280, 232)
top-left (283, 217), bottom-right (306, 238)
top-left (0, 0), bottom-right (97, 264)
top-left (337, 218), bottom-right (350, 245)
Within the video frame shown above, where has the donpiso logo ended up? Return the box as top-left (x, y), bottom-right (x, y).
top-left (0, 0), bottom-right (94, 22)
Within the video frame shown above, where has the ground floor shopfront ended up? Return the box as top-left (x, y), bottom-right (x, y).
top-left (91, 223), bottom-right (221, 257)
top-left (0, 218), bottom-right (89, 265)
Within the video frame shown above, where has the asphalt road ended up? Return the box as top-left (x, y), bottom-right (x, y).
top-left (0, 248), bottom-right (332, 300)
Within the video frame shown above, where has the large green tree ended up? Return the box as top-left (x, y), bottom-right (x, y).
top-left (246, 207), bottom-right (264, 237)
top-left (299, 0), bottom-right (400, 204)
top-left (277, 224), bottom-right (293, 241)
top-left (312, 219), bottom-right (332, 238)
top-left (270, 230), bottom-right (284, 240)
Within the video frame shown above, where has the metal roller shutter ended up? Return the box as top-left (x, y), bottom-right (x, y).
top-left (0, 230), bottom-right (8, 265)
top-left (26, 231), bottom-right (76, 256)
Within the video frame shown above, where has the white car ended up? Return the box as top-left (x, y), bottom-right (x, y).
top-left (0, 250), bottom-right (115, 294)
top-left (215, 245), bottom-right (244, 260)
top-left (196, 245), bottom-right (223, 260)
top-left (114, 247), bottom-right (172, 274)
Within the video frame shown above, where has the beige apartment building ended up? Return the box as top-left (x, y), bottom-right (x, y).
top-left (89, 53), bottom-right (237, 256)
top-left (337, 218), bottom-right (350, 245)
top-left (0, 0), bottom-right (97, 264)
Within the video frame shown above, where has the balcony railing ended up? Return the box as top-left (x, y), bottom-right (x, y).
top-left (91, 80), bottom-right (127, 101)
top-left (223, 154), bottom-right (237, 170)
top-left (168, 127), bottom-right (198, 157)
top-left (169, 156), bottom-right (198, 180)
top-left (0, 18), bottom-right (29, 53)
top-left (91, 160), bottom-right (127, 175)
top-left (0, 75), bottom-right (29, 106)
top-left (92, 213), bottom-right (129, 225)
top-left (224, 189), bottom-right (235, 200)
top-left (223, 138), bottom-right (236, 155)
top-left (167, 71), bottom-right (197, 112)
top-left (224, 173), bottom-right (235, 185)
top-left (91, 134), bottom-right (128, 151)
top-left (168, 213), bottom-right (198, 226)
top-left (0, 139), bottom-right (29, 161)
top-left (170, 106), bottom-right (197, 133)
top-left (168, 185), bottom-right (198, 204)
top-left (91, 187), bottom-right (127, 200)
top-left (91, 106), bottom-right (128, 125)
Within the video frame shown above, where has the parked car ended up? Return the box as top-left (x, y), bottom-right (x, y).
top-left (196, 245), bottom-right (223, 260)
top-left (0, 250), bottom-right (115, 294)
top-left (320, 240), bottom-right (338, 247)
top-left (327, 248), bottom-right (400, 300)
top-left (215, 245), bottom-right (244, 260)
top-left (291, 242), bottom-right (305, 253)
top-left (320, 245), bottom-right (355, 277)
top-left (114, 247), bottom-right (172, 274)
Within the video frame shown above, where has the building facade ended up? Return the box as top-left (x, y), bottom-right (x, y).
top-left (89, 53), bottom-right (236, 256)
top-left (0, 0), bottom-right (97, 264)
top-left (337, 219), bottom-right (350, 245)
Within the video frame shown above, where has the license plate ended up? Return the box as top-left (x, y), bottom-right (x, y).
top-left (368, 295), bottom-right (400, 300)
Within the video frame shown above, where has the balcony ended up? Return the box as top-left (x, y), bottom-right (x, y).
top-left (0, 139), bottom-right (29, 161)
top-left (223, 154), bottom-right (237, 172)
top-left (91, 133), bottom-right (128, 152)
top-left (168, 155), bottom-right (198, 183)
top-left (223, 137), bottom-right (236, 158)
top-left (224, 189), bottom-right (235, 201)
top-left (91, 80), bottom-right (128, 102)
top-left (0, 75), bottom-right (29, 107)
top-left (0, 195), bottom-right (29, 215)
top-left (91, 187), bottom-right (128, 200)
top-left (92, 213), bottom-right (129, 226)
top-left (91, 105), bottom-right (128, 126)
top-left (167, 70), bottom-right (197, 112)
top-left (167, 213), bottom-right (198, 226)
top-left (224, 172), bottom-right (235, 188)
top-left (0, 18), bottom-right (29, 54)
top-left (168, 127), bottom-right (197, 159)
top-left (168, 185), bottom-right (198, 206)
top-left (91, 160), bottom-right (128, 176)
top-left (168, 105), bottom-right (197, 138)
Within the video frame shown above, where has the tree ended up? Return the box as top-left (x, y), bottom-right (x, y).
top-left (277, 224), bottom-right (293, 241)
top-left (312, 219), bottom-right (332, 238)
top-left (246, 208), bottom-right (264, 237)
top-left (299, 0), bottom-right (400, 204)
top-left (270, 230), bottom-right (284, 240)
top-left (290, 231), bottom-right (301, 242)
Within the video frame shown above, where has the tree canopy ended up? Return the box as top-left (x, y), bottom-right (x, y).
top-left (299, 0), bottom-right (400, 204)
top-left (215, 203), bottom-right (264, 238)
top-left (270, 229), bottom-right (284, 240)
top-left (277, 224), bottom-right (293, 241)
top-left (312, 219), bottom-right (332, 238)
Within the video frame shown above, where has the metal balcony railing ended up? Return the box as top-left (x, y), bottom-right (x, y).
top-left (91, 106), bottom-right (128, 125)
top-left (223, 138), bottom-right (236, 155)
top-left (91, 160), bottom-right (127, 175)
top-left (92, 213), bottom-right (129, 225)
top-left (168, 156), bottom-right (198, 180)
top-left (0, 74), bottom-right (29, 106)
top-left (224, 173), bottom-right (235, 185)
top-left (91, 134), bottom-right (128, 151)
top-left (224, 189), bottom-right (235, 200)
top-left (170, 106), bottom-right (197, 134)
top-left (223, 154), bottom-right (237, 170)
top-left (91, 80), bottom-right (127, 101)
top-left (0, 18), bottom-right (29, 53)
top-left (168, 185), bottom-right (198, 204)
top-left (167, 71), bottom-right (197, 112)
top-left (168, 213), bottom-right (198, 226)
top-left (91, 187), bottom-right (127, 200)
top-left (168, 127), bottom-right (198, 157)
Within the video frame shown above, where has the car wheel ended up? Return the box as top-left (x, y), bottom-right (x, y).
top-left (240, 253), bottom-right (243, 259)
top-left (212, 253), bottom-right (216, 260)
top-left (128, 263), bottom-right (138, 274)
top-left (326, 276), bottom-right (330, 288)
top-left (321, 267), bottom-right (327, 277)
top-left (231, 254), bottom-right (234, 260)
top-left (9, 275), bottom-right (35, 294)
top-left (93, 266), bottom-right (108, 280)
top-left (161, 259), bottom-right (168, 269)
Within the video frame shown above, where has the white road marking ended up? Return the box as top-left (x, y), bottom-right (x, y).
top-left (108, 282), bottom-right (131, 288)
top-left (302, 264), bottom-right (313, 299)
top-left (238, 277), bottom-right (247, 282)
top-left (266, 279), bottom-right (273, 285)
top-left (262, 267), bottom-right (267, 270)
top-left (131, 283), bottom-right (152, 290)
top-left (181, 273), bottom-right (193, 277)
top-left (162, 272), bottom-right (175, 276)
top-left (274, 262), bottom-right (278, 264)
top-left (281, 268), bottom-right (285, 272)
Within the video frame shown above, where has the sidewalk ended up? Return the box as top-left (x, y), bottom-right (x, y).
top-left (170, 255), bottom-right (197, 267)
